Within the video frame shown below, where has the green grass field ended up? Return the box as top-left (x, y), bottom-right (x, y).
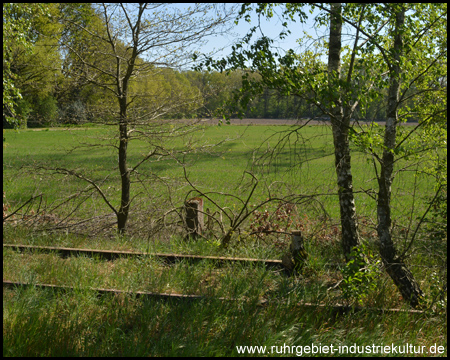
top-left (3, 124), bottom-right (447, 356)
top-left (3, 124), bottom-right (435, 222)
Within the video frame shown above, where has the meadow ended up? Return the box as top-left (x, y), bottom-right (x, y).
top-left (3, 123), bottom-right (435, 224)
top-left (3, 123), bottom-right (447, 356)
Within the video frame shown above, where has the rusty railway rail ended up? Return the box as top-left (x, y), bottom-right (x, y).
top-left (3, 280), bottom-right (424, 314)
top-left (3, 243), bottom-right (286, 270)
top-left (2, 280), bottom-right (214, 302)
top-left (3, 244), bottom-right (426, 314)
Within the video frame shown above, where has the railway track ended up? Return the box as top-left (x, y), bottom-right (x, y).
top-left (4, 243), bottom-right (425, 314)
top-left (3, 280), bottom-right (424, 314)
top-left (3, 243), bottom-right (286, 270)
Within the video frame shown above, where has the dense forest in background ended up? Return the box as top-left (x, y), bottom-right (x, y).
top-left (3, 3), bottom-right (440, 128)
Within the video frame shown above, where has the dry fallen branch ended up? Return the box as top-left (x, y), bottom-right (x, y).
top-left (3, 193), bottom-right (43, 222)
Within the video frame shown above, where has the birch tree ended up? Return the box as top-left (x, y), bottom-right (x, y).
top-left (327, 3), bottom-right (361, 260)
top-left (333, 2), bottom-right (446, 308)
top-left (364, 4), bottom-right (445, 307)
top-left (196, 3), bottom-right (446, 307)
top-left (3, 3), bottom-right (50, 127)
top-left (197, 3), bottom-right (362, 260)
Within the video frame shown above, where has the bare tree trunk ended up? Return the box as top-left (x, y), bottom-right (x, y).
top-left (117, 100), bottom-right (130, 234)
top-left (55, 4), bottom-right (236, 236)
top-left (377, 6), bottom-right (424, 308)
top-left (328, 3), bottom-right (361, 261)
top-left (116, 23), bottom-right (139, 235)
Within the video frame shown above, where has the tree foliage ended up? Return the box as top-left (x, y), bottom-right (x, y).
top-left (194, 3), bottom-right (447, 308)
top-left (7, 3), bottom-right (443, 128)
top-left (3, 3), bottom-right (51, 127)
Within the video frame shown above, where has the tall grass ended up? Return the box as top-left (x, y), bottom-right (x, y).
top-left (3, 221), bottom-right (447, 356)
top-left (3, 274), bottom-right (446, 356)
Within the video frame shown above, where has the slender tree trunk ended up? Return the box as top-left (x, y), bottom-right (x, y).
top-left (116, 39), bottom-right (138, 235)
top-left (117, 97), bottom-right (130, 234)
top-left (377, 6), bottom-right (424, 308)
top-left (328, 3), bottom-right (361, 261)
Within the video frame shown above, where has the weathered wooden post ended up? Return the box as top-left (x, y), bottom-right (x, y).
top-left (184, 197), bottom-right (204, 240)
top-left (282, 229), bottom-right (308, 272)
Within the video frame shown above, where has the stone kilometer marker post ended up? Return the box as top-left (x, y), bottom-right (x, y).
top-left (282, 230), bottom-right (308, 272)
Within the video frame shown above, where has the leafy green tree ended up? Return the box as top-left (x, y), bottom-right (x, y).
top-left (197, 3), bottom-right (446, 307)
top-left (362, 3), bottom-right (444, 307)
top-left (3, 3), bottom-right (50, 127)
top-left (183, 69), bottom-right (247, 118)
top-left (331, 3), bottom-right (446, 307)
top-left (197, 3), bottom-right (363, 261)
top-left (53, 3), bottom-right (103, 124)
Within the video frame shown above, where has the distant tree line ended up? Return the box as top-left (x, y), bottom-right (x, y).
top-left (4, 3), bottom-right (436, 128)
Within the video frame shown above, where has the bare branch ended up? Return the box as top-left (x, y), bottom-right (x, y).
top-left (42, 167), bottom-right (118, 216)
top-left (3, 194), bottom-right (43, 221)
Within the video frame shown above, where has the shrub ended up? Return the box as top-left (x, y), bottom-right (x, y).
top-left (341, 243), bottom-right (381, 306)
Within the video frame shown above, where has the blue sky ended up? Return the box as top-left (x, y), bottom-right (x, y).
top-left (198, 4), bottom-right (326, 61)
top-left (117, 3), bottom-right (359, 69)
top-left (164, 3), bottom-right (329, 68)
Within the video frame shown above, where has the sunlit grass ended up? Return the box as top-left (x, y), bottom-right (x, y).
top-left (3, 124), bottom-right (446, 356)
top-left (3, 230), bottom-right (447, 356)
top-left (3, 124), bottom-right (435, 225)
top-left (3, 275), bottom-right (446, 356)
